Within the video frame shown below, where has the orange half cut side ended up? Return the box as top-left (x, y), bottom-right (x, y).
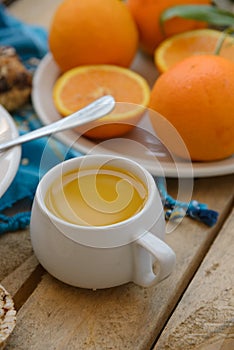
top-left (53, 65), bottom-right (151, 139)
top-left (155, 29), bottom-right (234, 73)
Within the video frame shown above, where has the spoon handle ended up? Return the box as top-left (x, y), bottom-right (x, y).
top-left (0, 95), bottom-right (115, 152)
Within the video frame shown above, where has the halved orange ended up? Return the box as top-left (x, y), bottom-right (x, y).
top-left (154, 29), bottom-right (234, 73)
top-left (53, 65), bottom-right (150, 139)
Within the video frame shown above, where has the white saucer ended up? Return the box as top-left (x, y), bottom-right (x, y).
top-left (0, 105), bottom-right (21, 198)
top-left (32, 53), bottom-right (234, 178)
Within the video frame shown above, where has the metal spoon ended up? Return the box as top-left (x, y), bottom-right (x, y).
top-left (0, 95), bottom-right (115, 153)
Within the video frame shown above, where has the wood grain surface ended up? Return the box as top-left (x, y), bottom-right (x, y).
top-left (1, 176), bottom-right (233, 349)
top-left (154, 208), bottom-right (234, 350)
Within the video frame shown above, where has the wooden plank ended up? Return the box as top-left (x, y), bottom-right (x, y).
top-left (8, 0), bottom-right (234, 29)
top-left (1, 256), bottom-right (45, 311)
top-left (4, 175), bottom-right (234, 349)
top-left (8, 0), bottom-right (63, 28)
top-left (154, 207), bottom-right (234, 350)
top-left (0, 229), bottom-right (33, 282)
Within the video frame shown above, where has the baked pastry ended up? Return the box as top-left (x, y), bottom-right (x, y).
top-left (0, 284), bottom-right (16, 349)
top-left (0, 46), bottom-right (32, 111)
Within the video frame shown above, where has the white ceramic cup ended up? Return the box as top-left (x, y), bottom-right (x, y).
top-left (30, 155), bottom-right (176, 289)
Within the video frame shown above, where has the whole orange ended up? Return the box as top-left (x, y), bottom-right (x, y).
top-left (127, 0), bottom-right (211, 55)
top-left (149, 55), bottom-right (234, 161)
top-left (49, 0), bottom-right (139, 72)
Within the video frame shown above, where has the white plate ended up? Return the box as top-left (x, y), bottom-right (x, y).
top-left (32, 53), bottom-right (234, 178)
top-left (0, 105), bottom-right (21, 198)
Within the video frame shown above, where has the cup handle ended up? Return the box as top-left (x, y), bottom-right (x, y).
top-left (133, 232), bottom-right (176, 287)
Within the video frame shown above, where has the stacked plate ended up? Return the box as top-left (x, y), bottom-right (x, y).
top-left (0, 105), bottom-right (21, 198)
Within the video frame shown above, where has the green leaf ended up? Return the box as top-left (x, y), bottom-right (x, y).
top-left (214, 27), bottom-right (234, 54)
top-left (160, 5), bottom-right (234, 29)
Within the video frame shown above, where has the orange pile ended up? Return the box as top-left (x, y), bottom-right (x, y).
top-left (53, 65), bottom-right (151, 139)
top-left (149, 55), bottom-right (234, 161)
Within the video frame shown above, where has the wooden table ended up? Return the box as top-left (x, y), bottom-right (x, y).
top-left (1, 1), bottom-right (234, 349)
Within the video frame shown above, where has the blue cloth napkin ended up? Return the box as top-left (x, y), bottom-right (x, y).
top-left (0, 3), bottom-right (48, 62)
top-left (0, 5), bottom-right (218, 234)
